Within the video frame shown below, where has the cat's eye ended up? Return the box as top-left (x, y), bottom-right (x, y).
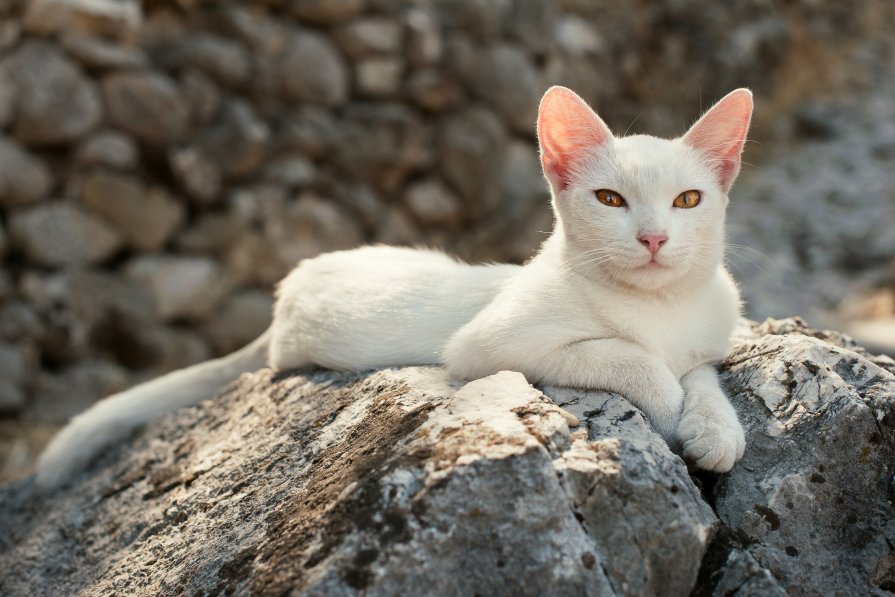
top-left (595, 189), bottom-right (626, 208)
top-left (673, 190), bottom-right (701, 209)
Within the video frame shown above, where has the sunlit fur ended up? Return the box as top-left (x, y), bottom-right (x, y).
top-left (37, 87), bottom-right (751, 490)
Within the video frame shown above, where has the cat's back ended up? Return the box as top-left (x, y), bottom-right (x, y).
top-left (272, 246), bottom-right (518, 370)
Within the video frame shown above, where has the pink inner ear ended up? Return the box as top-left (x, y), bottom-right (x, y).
top-left (683, 89), bottom-right (753, 192)
top-left (538, 87), bottom-right (611, 190)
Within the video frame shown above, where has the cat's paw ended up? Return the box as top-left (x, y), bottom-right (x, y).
top-left (676, 400), bottom-right (745, 473)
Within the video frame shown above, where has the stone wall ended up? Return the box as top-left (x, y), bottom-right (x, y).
top-left (1, 0), bottom-right (894, 479)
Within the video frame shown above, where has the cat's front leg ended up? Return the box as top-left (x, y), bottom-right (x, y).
top-left (677, 364), bottom-right (745, 472)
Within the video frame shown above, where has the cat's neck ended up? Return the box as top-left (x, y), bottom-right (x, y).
top-left (532, 228), bottom-right (721, 303)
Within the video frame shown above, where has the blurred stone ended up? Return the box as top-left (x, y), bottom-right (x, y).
top-left (335, 103), bottom-right (433, 194)
top-left (4, 41), bottom-right (102, 145)
top-left (0, 136), bottom-right (53, 206)
top-left (168, 146), bottom-right (222, 204)
top-left (404, 178), bottom-right (462, 226)
top-left (555, 16), bottom-right (604, 56)
top-left (0, 341), bottom-right (33, 414)
top-left (22, 0), bottom-right (141, 38)
top-left (355, 58), bottom-right (403, 97)
top-left (155, 34), bottom-right (251, 88)
top-left (60, 33), bottom-right (147, 69)
top-left (0, 64), bottom-right (14, 128)
top-left (202, 290), bottom-right (273, 355)
top-left (267, 194), bottom-right (363, 268)
top-left (457, 43), bottom-right (540, 132)
top-left (261, 154), bottom-right (316, 189)
top-left (74, 130), bottom-right (139, 170)
top-left (9, 203), bottom-right (122, 267)
top-left (0, 302), bottom-right (42, 344)
top-left (334, 18), bottom-right (402, 57)
top-left (277, 107), bottom-right (338, 159)
top-left (82, 172), bottom-right (185, 251)
top-left (406, 8), bottom-right (442, 67)
top-left (434, 0), bottom-right (507, 41)
top-left (125, 255), bottom-right (235, 321)
top-left (143, 326), bottom-right (213, 373)
top-left (439, 107), bottom-right (508, 216)
top-left (30, 360), bottom-right (129, 424)
top-left (103, 71), bottom-right (190, 144)
top-left (180, 69), bottom-right (222, 126)
top-left (499, 141), bottom-right (548, 218)
top-left (506, 0), bottom-right (555, 54)
top-left (375, 206), bottom-right (419, 246)
top-left (176, 211), bottom-right (244, 256)
top-left (278, 31), bottom-right (348, 107)
top-left (290, 0), bottom-right (365, 24)
top-left (0, 222), bottom-right (6, 261)
top-left (0, 20), bottom-right (20, 53)
top-left (406, 69), bottom-right (463, 112)
top-left (194, 99), bottom-right (270, 179)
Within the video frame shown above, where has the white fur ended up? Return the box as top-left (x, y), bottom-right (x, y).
top-left (36, 87), bottom-right (750, 490)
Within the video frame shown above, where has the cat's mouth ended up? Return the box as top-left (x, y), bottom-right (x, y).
top-left (639, 259), bottom-right (670, 270)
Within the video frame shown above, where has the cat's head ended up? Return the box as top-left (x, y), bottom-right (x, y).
top-left (537, 86), bottom-right (752, 293)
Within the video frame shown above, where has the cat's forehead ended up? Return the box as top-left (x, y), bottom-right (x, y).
top-left (587, 134), bottom-right (713, 192)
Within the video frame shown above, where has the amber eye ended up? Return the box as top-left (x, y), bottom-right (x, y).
top-left (673, 190), bottom-right (701, 209)
top-left (595, 189), bottom-right (626, 208)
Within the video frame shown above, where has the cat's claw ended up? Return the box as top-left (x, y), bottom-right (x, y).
top-left (676, 404), bottom-right (745, 473)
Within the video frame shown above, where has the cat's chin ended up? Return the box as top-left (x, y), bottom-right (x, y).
top-left (612, 263), bottom-right (685, 293)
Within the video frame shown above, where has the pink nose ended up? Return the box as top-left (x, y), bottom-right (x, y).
top-left (638, 233), bottom-right (668, 255)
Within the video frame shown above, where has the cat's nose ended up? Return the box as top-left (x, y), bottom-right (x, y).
top-left (638, 233), bottom-right (669, 255)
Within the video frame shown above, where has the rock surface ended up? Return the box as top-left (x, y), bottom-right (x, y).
top-left (1, 318), bottom-right (893, 596)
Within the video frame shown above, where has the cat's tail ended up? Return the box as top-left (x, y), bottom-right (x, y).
top-left (35, 327), bottom-right (272, 491)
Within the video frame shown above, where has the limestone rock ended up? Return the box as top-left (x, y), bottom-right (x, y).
top-left (74, 130), bottom-right (140, 170)
top-left (0, 319), bottom-right (893, 594)
top-left (125, 255), bottom-right (235, 321)
top-left (0, 369), bottom-right (713, 595)
top-left (403, 178), bottom-right (462, 226)
top-left (4, 41), bottom-right (102, 145)
top-left (60, 33), bottom-right (147, 70)
top-left (279, 31), bottom-right (349, 107)
top-left (103, 71), bottom-right (191, 144)
top-left (0, 136), bottom-right (53, 206)
top-left (82, 172), bottom-right (185, 252)
top-left (8, 203), bottom-right (122, 267)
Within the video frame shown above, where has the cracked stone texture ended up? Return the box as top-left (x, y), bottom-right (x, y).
top-left (1, 318), bottom-right (893, 596)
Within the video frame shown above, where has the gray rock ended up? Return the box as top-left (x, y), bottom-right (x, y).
top-left (278, 31), bottom-right (349, 107)
top-left (260, 154), bottom-right (317, 189)
top-left (277, 107), bottom-right (339, 159)
top-left (0, 20), bottom-right (20, 54)
top-left (439, 107), bottom-right (507, 216)
top-left (194, 99), bottom-right (270, 179)
top-left (455, 43), bottom-right (540, 133)
top-left (0, 136), bottom-right (53, 206)
top-left (202, 290), bottom-right (273, 355)
top-left (290, 0), bottom-right (365, 24)
top-left (60, 33), bottom-right (147, 69)
top-left (4, 41), bottom-right (102, 144)
top-left (74, 130), bottom-right (139, 170)
top-left (155, 34), bottom-right (251, 88)
top-left (0, 369), bottom-right (713, 595)
top-left (403, 178), bottom-right (462, 226)
top-left (405, 8), bottom-right (442, 67)
top-left (125, 255), bottom-right (236, 321)
top-left (406, 69), bottom-right (464, 112)
top-left (334, 18), bottom-right (403, 57)
top-left (0, 220), bottom-right (6, 260)
top-left (0, 301), bottom-right (43, 344)
top-left (555, 16), bottom-right (605, 57)
top-left (354, 58), bottom-right (403, 97)
top-left (704, 317), bottom-right (895, 596)
top-left (0, 63), bottom-right (15, 128)
top-left (179, 68), bottom-right (222, 127)
top-left (22, 0), bottom-right (141, 37)
top-left (29, 360), bottom-right (129, 424)
top-left (103, 71), bottom-right (191, 144)
top-left (168, 146), bottom-right (222, 204)
top-left (505, 0), bottom-right (555, 55)
top-left (8, 203), bottom-right (122, 267)
top-left (82, 172), bottom-right (185, 251)
top-left (0, 341), bottom-right (34, 415)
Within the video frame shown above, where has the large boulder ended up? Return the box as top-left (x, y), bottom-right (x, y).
top-left (0, 318), bottom-right (892, 596)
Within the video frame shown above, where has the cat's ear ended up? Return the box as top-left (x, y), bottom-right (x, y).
top-left (537, 86), bottom-right (613, 191)
top-left (683, 88), bottom-right (753, 193)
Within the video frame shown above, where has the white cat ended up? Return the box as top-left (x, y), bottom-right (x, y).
top-left (36, 86), bottom-right (750, 490)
